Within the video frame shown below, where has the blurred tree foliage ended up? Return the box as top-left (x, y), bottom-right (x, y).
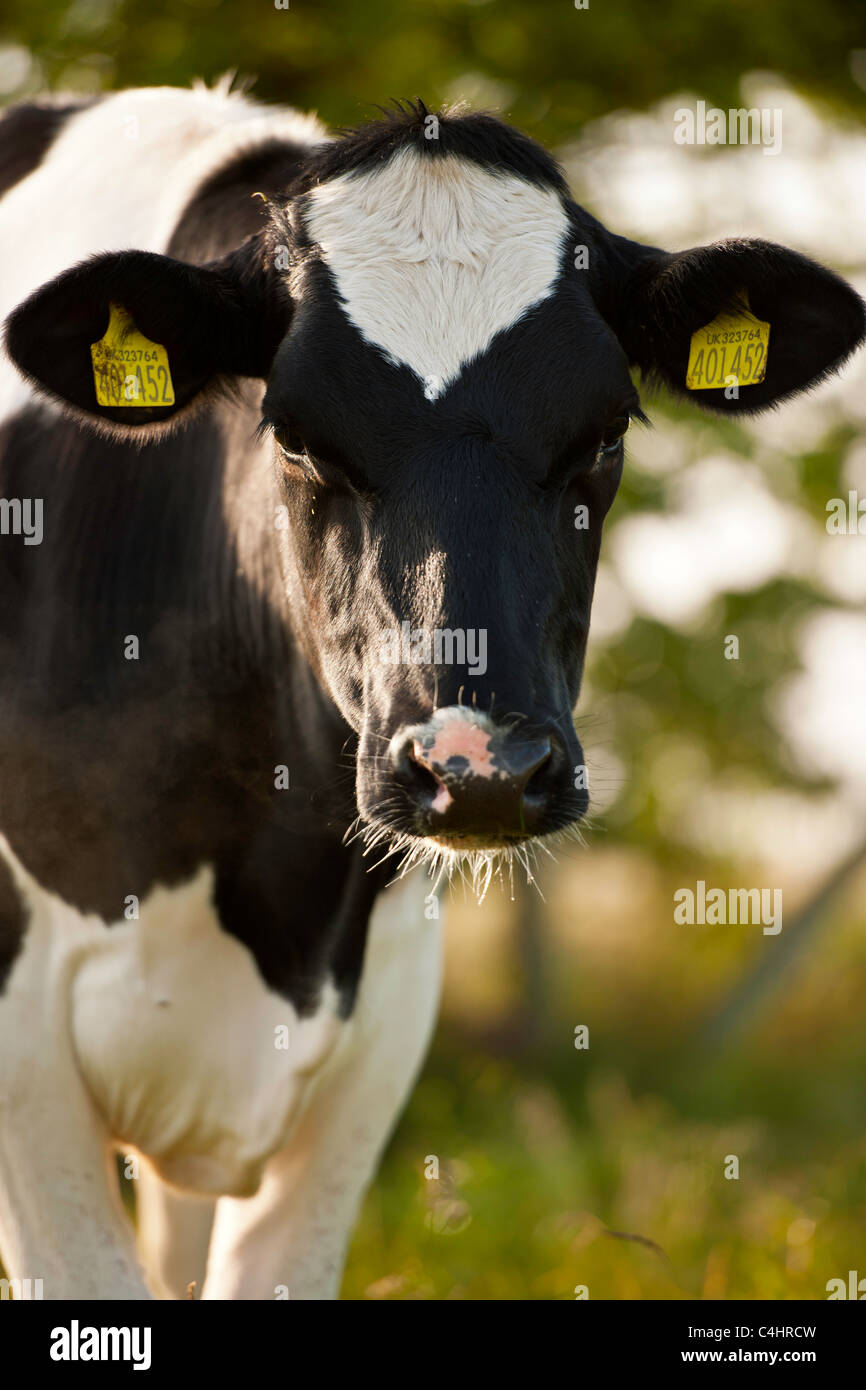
top-left (0, 0), bottom-right (863, 144)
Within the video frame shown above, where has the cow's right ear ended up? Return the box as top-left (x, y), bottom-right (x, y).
top-left (4, 239), bottom-right (289, 438)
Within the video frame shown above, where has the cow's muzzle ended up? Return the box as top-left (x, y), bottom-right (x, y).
top-left (380, 706), bottom-right (583, 848)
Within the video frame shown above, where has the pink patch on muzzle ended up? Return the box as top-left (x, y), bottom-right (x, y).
top-left (414, 720), bottom-right (499, 781)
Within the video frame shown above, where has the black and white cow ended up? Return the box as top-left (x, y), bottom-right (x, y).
top-left (0, 85), bottom-right (862, 1301)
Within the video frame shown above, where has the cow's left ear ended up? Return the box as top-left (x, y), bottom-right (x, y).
top-left (4, 238), bottom-right (288, 438)
top-left (613, 237), bottom-right (865, 413)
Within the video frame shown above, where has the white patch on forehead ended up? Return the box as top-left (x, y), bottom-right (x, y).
top-left (304, 146), bottom-right (569, 397)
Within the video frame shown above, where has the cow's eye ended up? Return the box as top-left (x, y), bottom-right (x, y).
top-left (273, 423), bottom-right (307, 460)
top-left (272, 424), bottom-right (323, 483)
top-left (264, 417), bottom-right (370, 495)
top-left (599, 414), bottom-right (630, 455)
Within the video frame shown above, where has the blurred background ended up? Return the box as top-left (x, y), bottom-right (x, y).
top-left (2, 0), bottom-right (864, 1299)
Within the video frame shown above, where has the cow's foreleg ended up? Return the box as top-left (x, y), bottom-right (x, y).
top-left (0, 849), bottom-right (150, 1299)
top-left (201, 873), bottom-right (442, 1300)
top-left (135, 1161), bottom-right (215, 1299)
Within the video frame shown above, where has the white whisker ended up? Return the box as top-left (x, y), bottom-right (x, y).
top-left (347, 810), bottom-right (587, 904)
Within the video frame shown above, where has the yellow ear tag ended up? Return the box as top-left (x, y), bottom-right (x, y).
top-left (90, 303), bottom-right (175, 408)
top-left (686, 294), bottom-right (770, 391)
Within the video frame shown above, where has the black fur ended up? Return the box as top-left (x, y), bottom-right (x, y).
top-left (0, 853), bottom-right (25, 991)
top-left (167, 139), bottom-right (319, 263)
top-left (289, 100), bottom-right (570, 198)
top-left (4, 240), bottom-right (289, 434)
top-left (617, 238), bottom-right (866, 412)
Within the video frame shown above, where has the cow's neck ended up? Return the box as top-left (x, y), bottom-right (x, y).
top-left (0, 394), bottom-right (366, 936)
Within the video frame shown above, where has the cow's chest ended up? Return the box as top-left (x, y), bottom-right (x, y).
top-left (1, 839), bottom-right (349, 1196)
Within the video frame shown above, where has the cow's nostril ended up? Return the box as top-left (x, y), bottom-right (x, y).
top-left (394, 734), bottom-right (445, 805)
top-left (499, 736), bottom-right (553, 799)
top-left (521, 743), bottom-right (555, 801)
top-left (407, 756), bottom-right (441, 802)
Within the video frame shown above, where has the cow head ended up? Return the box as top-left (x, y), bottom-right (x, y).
top-left (6, 105), bottom-right (864, 879)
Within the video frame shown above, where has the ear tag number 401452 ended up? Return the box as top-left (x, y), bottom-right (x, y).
top-left (686, 294), bottom-right (770, 391)
top-left (90, 303), bottom-right (175, 408)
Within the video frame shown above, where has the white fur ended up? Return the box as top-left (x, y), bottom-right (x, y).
top-left (0, 83), bottom-right (328, 420)
top-left (68, 867), bottom-right (345, 1197)
top-left (201, 870), bottom-right (442, 1300)
top-left (303, 146), bottom-right (569, 398)
top-left (0, 835), bottom-right (150, 1297)
top-left (135, 1168), bottom-right (215, 1300)
top-left (0, 844), bottom-right (344, 1199)
top-left (0, 833), bottom-right (440, 1299)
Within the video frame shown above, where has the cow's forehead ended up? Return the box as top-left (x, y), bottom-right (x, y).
top-left (299, 147), bottom-right (570, 400)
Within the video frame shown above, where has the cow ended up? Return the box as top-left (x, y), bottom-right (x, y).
top-left (0, 84), bottom-right (862, 1301)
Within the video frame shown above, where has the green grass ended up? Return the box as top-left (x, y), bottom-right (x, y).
top-left (342, 1043), bottom-right (866, 1301)
top-left (341, 857), bottom-right (866, 1300)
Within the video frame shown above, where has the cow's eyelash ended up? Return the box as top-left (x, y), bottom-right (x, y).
top-left (258, 418), bottom-right (324, 490)
top-left (594, 401), bottom-right (650, 454)
top-left (259, 416), bottom-right (371, 495)
top-left (258, 416), bottom-right (316, 465)
top-left (256, 416), bottom-right (304, 452)
top-left (541, 401), bottom-right (647, 489)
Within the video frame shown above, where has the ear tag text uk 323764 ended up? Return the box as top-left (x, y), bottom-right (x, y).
top-left (686, 296), bottom-right (770, 391)
top-left (90, 303), bottom-right (175, 408)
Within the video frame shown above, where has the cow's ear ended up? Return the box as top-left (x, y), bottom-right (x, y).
top-left (4, 239), bottom-right (288, 438)
top-left (613, 237), bottom-right (865, 414)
